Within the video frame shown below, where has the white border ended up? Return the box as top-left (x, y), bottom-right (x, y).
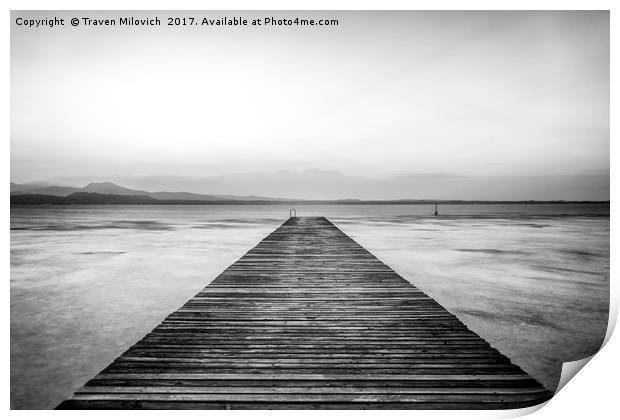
top-left (4, 1), bottom-right (616, 419)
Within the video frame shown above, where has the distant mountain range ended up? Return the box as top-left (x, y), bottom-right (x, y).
top-left (9, 181), bottom-right (607, 206)
top-left (11, 167), bottom-right (611, 202)
top-left (10, 181), bottom-right (283, 202)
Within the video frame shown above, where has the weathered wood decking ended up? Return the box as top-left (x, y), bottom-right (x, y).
top-left (58, 216), bottom-right (552, 409)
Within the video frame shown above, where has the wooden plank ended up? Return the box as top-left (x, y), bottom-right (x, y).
top-left (77, 386), bottom-right (549, 395)
top-left (66, 393), bottom-right (550, 403)
top-left (92, 373), bottom-right (535, 380)
top-left (57, 216), bottom-right (552, 410)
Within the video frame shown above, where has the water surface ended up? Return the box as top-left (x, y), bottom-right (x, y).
top-left (10, 203), bottom-right (609, 409)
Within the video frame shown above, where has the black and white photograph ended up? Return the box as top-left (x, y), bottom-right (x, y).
top-left (8, 7), bottom-right (612, 411)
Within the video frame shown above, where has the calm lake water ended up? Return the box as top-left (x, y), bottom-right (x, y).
top-left (10, 203), bottom-right (610, 409)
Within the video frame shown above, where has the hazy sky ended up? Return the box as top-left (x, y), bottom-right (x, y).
top-left (11, 11), bottom-right (609, 199)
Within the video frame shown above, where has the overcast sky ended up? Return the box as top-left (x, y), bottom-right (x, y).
top-left (11, 11), bottom-right (609, 199)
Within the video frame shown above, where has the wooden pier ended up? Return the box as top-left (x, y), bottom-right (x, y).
top-left (58, 217), bottom-right (552, 409)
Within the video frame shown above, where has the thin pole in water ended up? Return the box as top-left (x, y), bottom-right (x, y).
top-left (434, 203), bottom-right (438, 216)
